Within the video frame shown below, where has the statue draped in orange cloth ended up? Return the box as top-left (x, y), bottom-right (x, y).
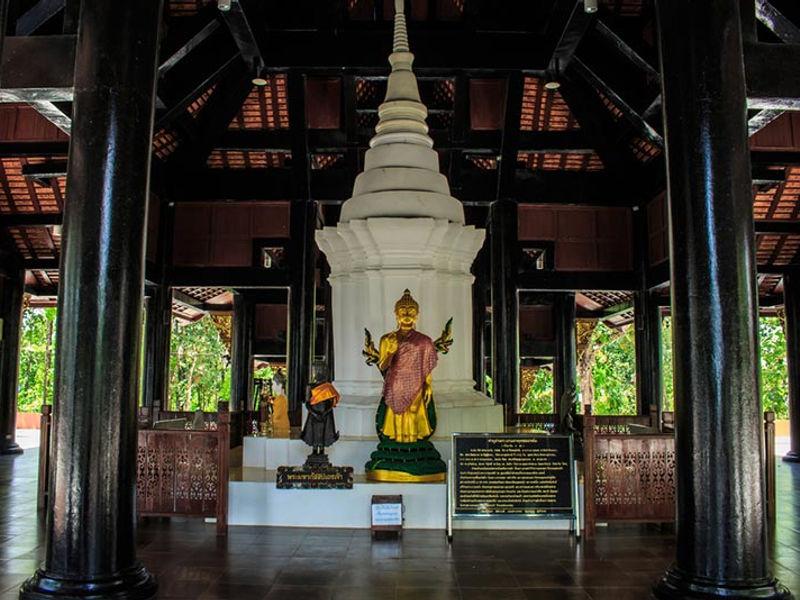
top-left (363, 289), bottom-right (452, 482)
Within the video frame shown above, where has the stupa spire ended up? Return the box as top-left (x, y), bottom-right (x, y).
top-left (392, 0), bottom-right (410, 52)
top-left (338, 0), bottom-right (464, 224)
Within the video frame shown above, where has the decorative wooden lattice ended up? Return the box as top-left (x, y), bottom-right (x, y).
top-left (592, 435), bottom-right (676, 520)
top-left (136, 406), bottom-right (229, 535)
top-left (583, 411), bottom-right (777, 537)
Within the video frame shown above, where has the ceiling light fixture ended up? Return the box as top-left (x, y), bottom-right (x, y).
top-left (584, 0), bottom-right (598, 13)
top-left (544, 80), bottom-right (561, 91)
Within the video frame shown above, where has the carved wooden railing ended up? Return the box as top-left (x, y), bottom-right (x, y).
top-left (583, 409), bottom-right (777, 537)
top-left (136, 403), bottom-right (230, 536)
top-left (38, 402), bottom-right (231, 535)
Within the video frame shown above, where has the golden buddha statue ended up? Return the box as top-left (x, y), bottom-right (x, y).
top-left (363, 289), bottom-right (452, 482)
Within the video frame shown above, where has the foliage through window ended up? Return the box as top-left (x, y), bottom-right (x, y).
top-left (169, 314), bottom-right (231, 411)
top-left (18, 307), bottom-right (57, 413)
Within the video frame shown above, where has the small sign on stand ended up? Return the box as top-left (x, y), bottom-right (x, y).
top-left (371, 495), bottom-right (403, 539)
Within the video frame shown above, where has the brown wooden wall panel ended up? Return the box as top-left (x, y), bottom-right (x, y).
top-left (646, 193), bottom-right (669, 266)
top-left (519, 305), bottom-right (554, 340)
top-left (172, 202), bottom-right (289, 267)
top-left (750, 112), bottom-right (800, 150)
top-left (469, 79), bottom-right (505, 131)
top-left (173, 205), bottom-right (212, 266)
top-left (252, 203), bottom-right (290, 237)
top-left (0, 105), bottom-right (69, 142)
top-left (519, 205), bottom-right (633, 271)
top-left (255, 304), bottom-right (288, 340)
top-left (306, 77), bottom-right (341, 130)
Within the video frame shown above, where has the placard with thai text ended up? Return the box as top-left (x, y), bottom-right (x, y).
top-left (453, 433), bottom-right (573, 516)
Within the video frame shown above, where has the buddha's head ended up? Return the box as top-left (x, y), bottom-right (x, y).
top-left (394, 289), bottom-right (419, 332)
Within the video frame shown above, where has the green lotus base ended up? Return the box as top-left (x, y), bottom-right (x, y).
top-left (365, 398), bottom-right (447, 480)
top-left (365, 439), bottom-right (447, 477)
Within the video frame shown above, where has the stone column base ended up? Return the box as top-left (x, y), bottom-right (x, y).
top-left (653, 568), bottom-right (793, 599)
top-left (0, 441), bottom-right (23, 455)
top-left (20, 563), bottom-right (157, 600)
top-left (783, 450), bottom-right (800, 463)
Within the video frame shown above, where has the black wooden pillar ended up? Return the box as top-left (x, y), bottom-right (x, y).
top-left (554, 293), bottom-right (576, 428)
top-left (783, 271), bottom-right (800, 462)
top-left (472, 245), bottom-right (488, 393)
top-left (287, 71), bottom-right (315, 422)
top-left (142, 285), bottom-right (171, 410)
top-left (230, 291), bottom-right (254, 413)
top-left (288, 199), bottom-right (316, 420)
top-left (0, 266), bottom-right (24, 455)
top-left (634, 290), bottom-right (663, 417)
top-left (489, 199), bottom-right (518, 424)
top-left (654, 0), bottom-right (790, 597)
top-left (20, 1), bottom-right (162, 598)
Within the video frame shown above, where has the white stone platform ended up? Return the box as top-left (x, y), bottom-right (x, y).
top-left (229, 468), bottom-right (446, 528)
top-left (243, 436), bottom-right (452, 474)
top-left (228, 468), bottom-right (576, 530)
top-left (229, 436), bottom-right (579, 530)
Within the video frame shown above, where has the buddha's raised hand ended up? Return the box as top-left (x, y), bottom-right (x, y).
top-left (363, 328), bottom-right (380, 366)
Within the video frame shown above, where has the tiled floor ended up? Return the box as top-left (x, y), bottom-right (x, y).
top-left (1, 446), bottom-right (798, 599)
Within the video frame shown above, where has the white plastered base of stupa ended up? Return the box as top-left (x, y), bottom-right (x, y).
top-left (316, 217), bottom-right (504, 439)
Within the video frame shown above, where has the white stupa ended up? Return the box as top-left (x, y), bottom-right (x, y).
top-left (316, 0), bottom-right (503, 438)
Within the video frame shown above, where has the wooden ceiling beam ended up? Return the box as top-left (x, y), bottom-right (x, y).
top-left (29, 100), bottom-right (71, 134)
top-left (496, 73), bottom-right (524, 200)
top-left (0, 213), bottom-right (62, 227)
top-left (517, 269), bottom-right (638, 292)
top-left (756, 0), bottom-right (800, 43)
top-left (745, 42), bottom-right (800, 109)
top-left (558, 66), bottom-right (642, 179)
top-left (755, 219), bottom-right (800, 235)
top-left (593, 19), bottom-right (658, 82)
top-left (0, 141), bottom-right (68, 156)
top-left (168, 266), bottom-right (290, 288)
top-left (571, 57), bottom-right (663, 148)
top-left (546, 0), bottom-right (596, 76)
top-left (220, 0), bottom-right (263, 74)
top-left (748, 108), bottom-right (784, 137)
top-left (746, 2), bottom-right (800, 136)
top-left (159, 17), bottom-right (222, 78)
top-left (21, 159), bottom-right (68, 179)
top-left (14, 0), bottom-right (65, 36)
top-left (167, 59), bottom-right (253, 169)
top-left (0, 35), bottom-right (74, 103)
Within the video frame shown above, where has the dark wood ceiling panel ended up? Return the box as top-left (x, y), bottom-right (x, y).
top-left (306, 77), bottom-right (342, 130)
top-left (228, 76), bottom-right (289, 130)
top-left (520, 77), bottom-right (580, 132)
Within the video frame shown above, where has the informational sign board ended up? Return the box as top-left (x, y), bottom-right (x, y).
top-left (371, 502), bottom-right (402, 526)
top-left (448, 433), bottom-right (578, 539)
top-left (371, 495), bottom-right (403, 538)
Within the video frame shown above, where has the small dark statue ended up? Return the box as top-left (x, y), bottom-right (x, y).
top-left (276, 382), bottom-right (353, 489)
top-left (301, 383), bottom-right (340, 467)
